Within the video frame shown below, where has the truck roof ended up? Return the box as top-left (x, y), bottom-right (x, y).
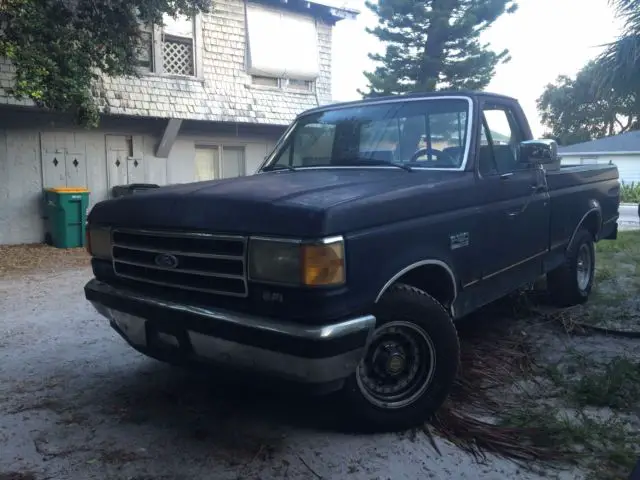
top-left (301, 90), bottom-right (518, 116)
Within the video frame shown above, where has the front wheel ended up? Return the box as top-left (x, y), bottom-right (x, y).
top-left (342, 283), bottom-right (460, 432)
top-left (547, 228), bottom-right (596, 307)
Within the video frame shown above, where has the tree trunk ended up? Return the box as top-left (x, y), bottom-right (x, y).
top-left (417, 0), bottom-right (454, 91)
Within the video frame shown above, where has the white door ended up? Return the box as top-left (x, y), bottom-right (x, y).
top-left (221, 146), bottom-right (245, 178)
top-left (40, 132), bottom-right (88, 189)
top-left (127, 157), bottom-right (145, 184)
top-left (65, 151), bottom-right (88, 187)
top-left (42, 151), bottom-right (67, 188)
top-left (106, 135), bottom-right (131, 189)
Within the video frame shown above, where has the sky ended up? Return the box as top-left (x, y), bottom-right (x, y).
top-left (331, 0), bottom-right (623, 137)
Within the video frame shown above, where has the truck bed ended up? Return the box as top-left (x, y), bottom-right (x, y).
top-left (546, 163), bottom-right (619, 249)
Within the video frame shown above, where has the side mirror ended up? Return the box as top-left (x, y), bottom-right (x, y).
top-left (519, 139), bottom-right (558, 164)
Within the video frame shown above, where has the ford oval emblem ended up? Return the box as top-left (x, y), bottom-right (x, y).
top-left (154, 253), bottom-right (179, 269)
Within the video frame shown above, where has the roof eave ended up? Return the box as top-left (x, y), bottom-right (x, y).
top-left (253, 0), bottom-right (359, 22)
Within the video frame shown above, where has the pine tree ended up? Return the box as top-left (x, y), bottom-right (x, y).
top-left (360, 0), bottom-right (518, 97)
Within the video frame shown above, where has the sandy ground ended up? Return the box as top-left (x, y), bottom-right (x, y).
top-left (0, 268), bottom-right (586, 480)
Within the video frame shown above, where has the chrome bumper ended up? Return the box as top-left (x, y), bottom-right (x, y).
top-left (85, 279), bottom-right (376, 385)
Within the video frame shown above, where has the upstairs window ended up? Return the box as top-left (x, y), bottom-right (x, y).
top-left (246, 4), bottom-right (318, 91)
top-left (251, 76), bottom-right (314, 92)
top-left (135, 13), bottom-right (199, 77)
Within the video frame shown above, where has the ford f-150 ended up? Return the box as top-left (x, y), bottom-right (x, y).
top-left (84, 91), bottom-right (620, 431)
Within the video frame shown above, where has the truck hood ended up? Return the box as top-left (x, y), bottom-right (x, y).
top-left (89, 169), bottom-right (475, 237)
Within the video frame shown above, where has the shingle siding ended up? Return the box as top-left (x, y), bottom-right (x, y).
top-left (0, 0), bottom-right (334, 126)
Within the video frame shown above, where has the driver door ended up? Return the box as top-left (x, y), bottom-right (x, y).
top-left (477, 102), bottom-right (550, 281)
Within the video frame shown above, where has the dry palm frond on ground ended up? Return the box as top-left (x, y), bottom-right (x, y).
top-left (426, 303), bottom-right (577, 466)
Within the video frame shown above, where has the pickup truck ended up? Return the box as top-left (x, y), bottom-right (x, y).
top-left (84, 91), bottom-right (620, 432)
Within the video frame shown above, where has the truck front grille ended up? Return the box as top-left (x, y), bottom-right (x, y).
top-left (111, 229), bottom-right (248, 297)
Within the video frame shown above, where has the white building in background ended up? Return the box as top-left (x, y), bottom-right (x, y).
top-left (0, 0), bottom-right (358, 245)
top-left (558, 130), bottom-right (640, 185)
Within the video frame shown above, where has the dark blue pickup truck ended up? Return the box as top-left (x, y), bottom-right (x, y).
top-left (84, 91), bottom-right (620, 431)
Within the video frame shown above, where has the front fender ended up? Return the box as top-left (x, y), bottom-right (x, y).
top-left (345, 230), bottom-right (459, 308)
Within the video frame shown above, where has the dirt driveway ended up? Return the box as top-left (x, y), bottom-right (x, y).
top-left (0, 263), bottom-right (573, 480)
top-left (3, 233), bottom-right (640, 479)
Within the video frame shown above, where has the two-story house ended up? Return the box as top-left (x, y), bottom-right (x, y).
top-left (0, 0), bottom-right (358, 245)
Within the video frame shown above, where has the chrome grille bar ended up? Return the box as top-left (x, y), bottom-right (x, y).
top-left (111, 228), bottom-right (248, 297)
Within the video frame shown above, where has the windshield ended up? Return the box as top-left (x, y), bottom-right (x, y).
top-left (265, 97), bottom-right (471, 171)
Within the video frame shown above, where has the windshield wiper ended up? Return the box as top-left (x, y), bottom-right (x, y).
top-left (337, 157), bottom-right (414, 172)
top-left (262, 164), bottom-right (296, 172)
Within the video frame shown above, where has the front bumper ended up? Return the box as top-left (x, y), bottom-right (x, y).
top-left (84, 279), bottom-right (376, 385)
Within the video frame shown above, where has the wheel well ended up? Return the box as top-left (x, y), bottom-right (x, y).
top-left (581, 210), bottom-right (602, 240)
top-left (388, 264), bottom-right (456, 308)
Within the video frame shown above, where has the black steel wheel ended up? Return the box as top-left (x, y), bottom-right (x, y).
top-left (342, 283), bottom-right (459, 432)
top-left (548, 227), bottom-right (595, 307)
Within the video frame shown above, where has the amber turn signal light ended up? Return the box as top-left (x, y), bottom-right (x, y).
top-left (301, 240), bottom-right (345, 286)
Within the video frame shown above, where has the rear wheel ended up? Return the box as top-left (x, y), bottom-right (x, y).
top-left (547, 228), bottom-right (595, 307)
top-left (342, 283), bottom-right (459, 432)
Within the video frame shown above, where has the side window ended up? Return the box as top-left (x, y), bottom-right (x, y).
top-left (478, 120), bottom-right (497, 176)
top-left (481, 106), bottom-right (523, 174)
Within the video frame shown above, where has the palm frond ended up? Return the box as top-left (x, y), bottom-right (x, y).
top-left (609, 0), bottom-right (640, 35)
top-left (594, 1), bottom-right (640, 96)
top-left (596, 34), bottom-right (640, 96)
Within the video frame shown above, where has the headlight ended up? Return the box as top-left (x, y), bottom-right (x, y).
top-left (86, 226), bottom-right (112, 259)
top-left (248, 236), bottom-right (345, 287)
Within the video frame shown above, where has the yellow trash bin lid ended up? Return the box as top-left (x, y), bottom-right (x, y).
top-left (46, 187), bottom-right (90, 194)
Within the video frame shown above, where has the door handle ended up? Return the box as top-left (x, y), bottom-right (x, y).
top-left (531, 184), bottom-right (546, 193)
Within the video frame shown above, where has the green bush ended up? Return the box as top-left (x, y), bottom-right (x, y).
top-left (620, 182), bottom-right (640, 203)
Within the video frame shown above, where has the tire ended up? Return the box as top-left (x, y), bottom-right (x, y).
top-left (341, 283), bottom-right (460, 432)
top-left (547, 228), bottom-right (595, 307)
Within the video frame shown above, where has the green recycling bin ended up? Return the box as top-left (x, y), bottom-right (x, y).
top-left (43, 187), bottom-right (90, 248)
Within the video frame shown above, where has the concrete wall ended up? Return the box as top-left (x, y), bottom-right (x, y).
top-left (560, 154), bottom-right (640, 184)
top-left (0, 113), bottom-right (282, 245)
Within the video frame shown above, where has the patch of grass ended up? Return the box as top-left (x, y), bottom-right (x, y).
top-left (570, 357), bottom-right (640, 410)
top-left (499, 403), bottom-right (639, 480)
top-left (595, 230), bottom-right (640, 256)
top-left (594, 264), bottom-right (616, 283)
top-left (588, 290), bottom-right (630, 308)
top-left (542, 352), bottom-right (640, 411)
top-left (620, 182), bottom-right (640, 203)
top-left (591, 231), bottom-right (640, 315)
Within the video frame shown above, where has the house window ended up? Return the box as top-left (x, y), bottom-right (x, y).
top-left (251, 76), bottom-right (314, 92)
top-left (252, 75), bottom-right (280, 87)
top-left (135, 14), bottom-right (198, 77)
top-left (135, 29), bottom-right (154, 70)
top-left (195, 146), bottom-right (246, 181)
top-left (195, 147), bottom-right (220, 181)
top-left (246, 4), bottom-right (318, 91)
top-left (285, 78), bottom-right (314, 91)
